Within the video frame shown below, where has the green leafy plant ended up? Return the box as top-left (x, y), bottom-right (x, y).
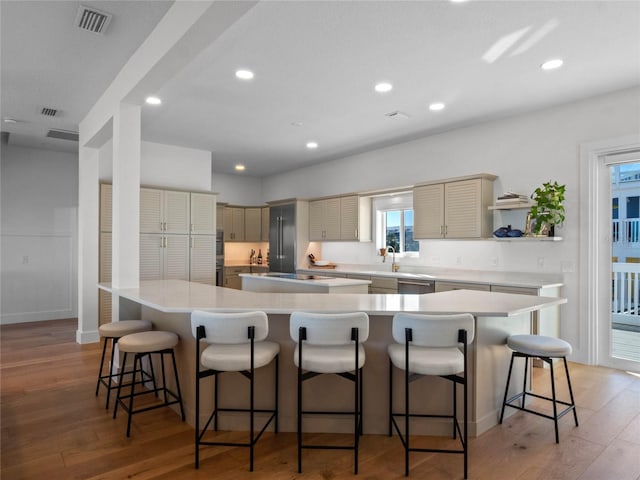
top-left (529, 181), bottom-right (566, 235)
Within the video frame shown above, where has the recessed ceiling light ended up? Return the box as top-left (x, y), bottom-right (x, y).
top-left (306, 142), bottom-right (318, 149)
top-left (3, 118), bottom-right (17, 123)
top-left (145, 96), bottom-right (162, 105)
top-left (429, 102), bottom-right (446, 111)
top-left (235, 69), bottom-right (254, 80)
top-left (291, 121), bottom-right (304, 127)
top-left (235, 164), bottom-right (246, 171)
top-left (374, 82), bottom-right (393, 93)
top-left (450, 0), bottom-right (469, 3)
top-left (541, 59), bottom-right (564, 70)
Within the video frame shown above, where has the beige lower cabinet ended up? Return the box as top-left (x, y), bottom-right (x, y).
top-left (224, 266), bottom-right (250, 289)
top-left (370, 276), bottom-right (398, 293)
top-left (346, 273), bottom-right (372, 293)
top-left (435, 281), bottom-right (491, 292)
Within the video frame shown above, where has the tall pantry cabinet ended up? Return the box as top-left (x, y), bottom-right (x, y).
top-left (99, 184), bottom-right (217, 324)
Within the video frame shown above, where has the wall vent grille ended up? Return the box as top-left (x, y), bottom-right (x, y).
top-left (46, 129), bottom-right (79, 142)
top-left (41, 107), bottom-right (58, 117)
top-left (75, 5), bottom-right (112, 34)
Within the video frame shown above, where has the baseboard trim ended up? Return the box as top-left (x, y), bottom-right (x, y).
top-left (76, 329), bottom-right (100, 344)
top-left (1, 310), bottom-right (75, 325)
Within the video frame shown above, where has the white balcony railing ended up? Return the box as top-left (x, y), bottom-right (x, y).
top-left (612, 219), bottom-right (640, 245)
top-left (612, 262), bottom-right (640, 328)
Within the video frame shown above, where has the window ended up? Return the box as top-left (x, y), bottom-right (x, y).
top-left (383, 209), bottom-right (418, 253)
top-left (373, 192), bottom-right (419, 255)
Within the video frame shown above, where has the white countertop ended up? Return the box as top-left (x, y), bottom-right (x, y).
top-left (99, 280), bottom-right (566, 317)
top-left (239, 273), bottom-right (371, 287)
top-left (298, 266), bottom-right (563, 289)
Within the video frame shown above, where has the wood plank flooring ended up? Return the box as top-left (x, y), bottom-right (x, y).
top-left (2, 319), bottom-right (640, 479)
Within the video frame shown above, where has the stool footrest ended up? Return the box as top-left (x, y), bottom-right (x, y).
top-left (197, 412), bottom-right (277, 447)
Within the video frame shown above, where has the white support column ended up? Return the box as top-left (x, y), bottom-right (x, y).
top-left (112, 103), bottom-right (141, 307)
top-left (77, 146), bottom-right (100, 343)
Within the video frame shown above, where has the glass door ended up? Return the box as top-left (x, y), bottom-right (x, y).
top-left (609, 161), bottom-right (640, 368)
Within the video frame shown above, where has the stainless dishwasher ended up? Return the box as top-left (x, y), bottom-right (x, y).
top-left (397, 279), bottom-right (435, 294)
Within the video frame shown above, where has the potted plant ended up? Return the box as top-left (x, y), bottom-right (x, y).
top-left (528, 181), bottom-right (566, 236)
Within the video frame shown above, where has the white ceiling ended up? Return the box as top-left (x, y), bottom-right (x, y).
top-left (2, 1), bottom-right (640, 177)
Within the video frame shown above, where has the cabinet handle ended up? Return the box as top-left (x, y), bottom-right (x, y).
top-left (190, 223), bottom-right (194, 232)
top-left (445, 225), bottom-right (448, 236)
top-left (440, 225), bottom-right (443, 235)
top-left (355, 228), bottom-right (358, 239)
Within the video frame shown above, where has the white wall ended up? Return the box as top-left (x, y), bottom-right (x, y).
top-left (99, 140), bottom-right (212, 191)
top-left (259, 86), bottom-right (640, 363)
top-left (213, 172), bottom-right (264, 205)
top-left (1, 144), bottom-right (78, 324)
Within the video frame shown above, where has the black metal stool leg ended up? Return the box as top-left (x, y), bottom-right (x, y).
top-left (274, 355), bottom-right (279, 433)
top-left (96, 337), bottom-right (108, 396)
top-left (297, 362), bottom-right (302, 474)
top-left (170, 349), bottom-right (185, 420)
top-left (126, 354), bottom-right (139, 437)
top-left (549, 358), bottom-right (559, 444)
top-left (453, 379), bottom-right (457, 439)
top-left (500, 352), bottom-right (516, 424)
top-left (522, 353), bottom-right (530, 409)
top-left (113, 352), bottom-right (128, 419)
top-left (405, 353), bottom-right (410, 477)
top-left (563, 357), bottom-right (579, 426)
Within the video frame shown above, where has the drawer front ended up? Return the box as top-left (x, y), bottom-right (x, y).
top-left (490, 285), bottom-right (538, 295)
top-left (435, 281), bottom-right (490, 292)
top-left (370, 287), bottom-right (397, 294)
top-left (371, 276), bottom-right (398, 290)
top-left (225, 266), bottom-right (250, 275)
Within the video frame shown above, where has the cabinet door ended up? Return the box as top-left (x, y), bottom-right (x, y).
top-left (261, 207), bottom-right (270, 242)
top-left (164, 190), bottom-right (190, 234)
top-left (231, 208), bottom-right (245, 241)
top-left (223, 207), bottom-right (234, 241)
top-left (340, 195), bottom-right (359, 241)
top-left (99, 232), bottom-right (112, 282)
top-left (164, 234), bottom-right (190, 280)
top-left (140, 234), bottom-right (164, 280)
top-left (444, 179), bottom-right (482, 238)
top-left (140, 188), bottom-right (163, 233)
top-left (190, 193), bottom-right (216, 235)
top-left (244, 207), bottom-right (262, 242)
top-left (190, 235), bottom-right (216, 285)
top-left (100, 184), bottom-right (112, 232)
top-left (324, 198), bottom-right (341, 240)
top-left (99, 290), bottom-right (112, 325)
top-left (309, 200), bottom-right (325, 241)
top-left (413, 184), bottom-right (445, 239)
top-left (216, 204), bottom-right (224, 232)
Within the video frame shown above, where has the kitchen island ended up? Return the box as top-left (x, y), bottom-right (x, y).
top-left (240, 272), bottom-right (371, 293)
top-left (99, 279), bottom-right (566, 437)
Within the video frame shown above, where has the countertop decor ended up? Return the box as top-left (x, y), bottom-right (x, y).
top-left (529, 180), bottom-right (566, 236)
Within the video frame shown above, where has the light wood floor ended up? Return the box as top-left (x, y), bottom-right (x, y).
top-left (2, 319), bottom-right (640, 480)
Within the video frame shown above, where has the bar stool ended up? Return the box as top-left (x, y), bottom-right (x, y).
top-left (499, 334), bottom-right (578, 443)
top-left (191, 310), bottom-right (279, 472)
top-left (290, 311), bottom-right (369, 475)
top-left (113, 330), bottom-right (185, 437)
top-left (95, 320), bottom-right (152, 409)
top-left (388, 313), bottom-right (474, 479)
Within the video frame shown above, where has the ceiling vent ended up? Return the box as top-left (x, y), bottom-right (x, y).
top-left (75, 5), bottom-right (112, 35)
top-left (385, 111), bottom-right (410, 120)
top-left (41, 107), bottom-right (58, 117)
top-left (46, 129), bottom-right (79, 142)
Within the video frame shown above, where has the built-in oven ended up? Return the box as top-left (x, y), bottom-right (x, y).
top-left (397, 279), bottom-right (435, 294)
top-left (216, 229), bottom-right (224, 286)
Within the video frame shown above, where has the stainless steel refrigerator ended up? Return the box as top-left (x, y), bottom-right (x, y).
top-left (269, 203), bottom-right (296, 273)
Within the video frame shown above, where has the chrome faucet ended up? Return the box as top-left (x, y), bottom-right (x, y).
top-left (385, 245), bottom-right (400, 272)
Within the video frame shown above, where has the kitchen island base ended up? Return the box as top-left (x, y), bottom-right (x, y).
top-left (139, 308), bottom-right (529, 437)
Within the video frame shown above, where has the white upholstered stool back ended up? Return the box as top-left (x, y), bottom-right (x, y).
top-left (289, 311), bottom-right (369, 373)
top-left (191, 310), bottom-right (270, 344)
top-left (391, 312), bottom-right (475, 347)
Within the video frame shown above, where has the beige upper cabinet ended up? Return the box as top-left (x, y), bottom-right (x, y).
top-left (309, 197), bottom-right (341, 241)
top-left (244, 207), bottom-right (262, 242)
top-left (261, 207), bottom-right (270, 242)
top-left (223, 206), bottom-right (245, 241)
top-left (140, 188), bottom-right (190, 234)
top-left (413, 183), bottom-right (445, 239)
top-left (339, 195), bottom-right (371, 241)
top-left (190, 192), bottom-right (216, 235)
top-left (414, 175), bottom-right (495, 239)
